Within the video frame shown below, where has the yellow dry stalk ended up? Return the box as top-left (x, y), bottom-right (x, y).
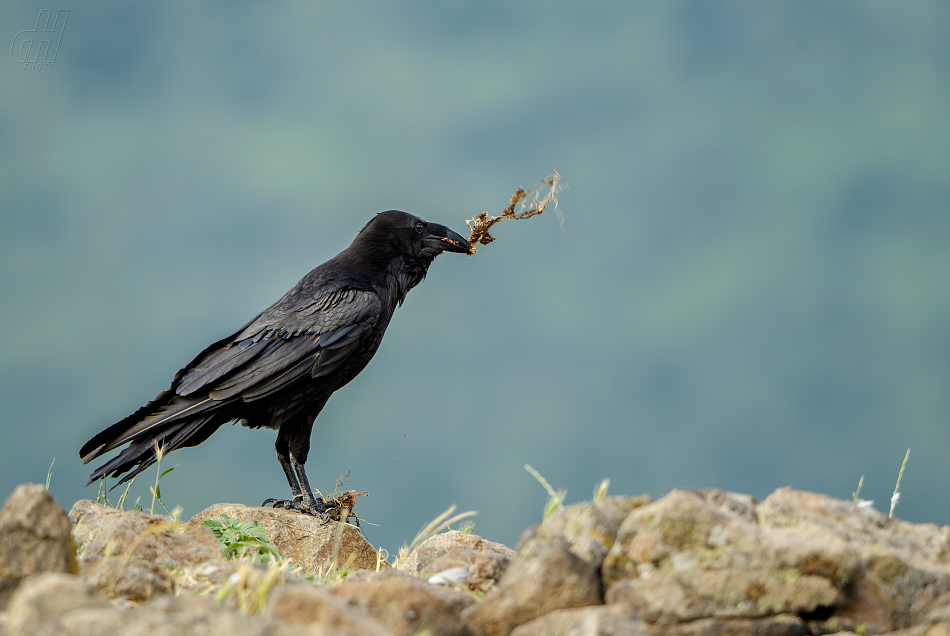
top-left (216, 563), bottom-right (282, 615)
top-left (376, 547), bottom-right (389, 572)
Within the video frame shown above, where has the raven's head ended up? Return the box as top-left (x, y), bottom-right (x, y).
top-left (349, 210), bottom-right (471, 307)
top-left (360, 210), bottom-right (472, 259)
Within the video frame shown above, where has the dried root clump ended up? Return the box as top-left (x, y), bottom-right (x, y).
top-left (319, 471), bottom-right (368, 528)
top-left (466, 171), bottom-right (563, 253)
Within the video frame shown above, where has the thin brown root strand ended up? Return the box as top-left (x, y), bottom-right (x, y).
top-left (466, 171), bottom-right (562, 252)
top-left (503, 189), bottom-right (528, 217)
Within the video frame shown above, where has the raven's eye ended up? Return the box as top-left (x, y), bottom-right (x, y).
top-left (414, 221), bottom-right (425, 234)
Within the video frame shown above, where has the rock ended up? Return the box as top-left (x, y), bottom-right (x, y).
top-left (521, 495), bottom-right (652, 570)
top-left (267, 583), bottom-right (395, 636)
top-left (803, 614), bottom-right (871, 636)
top-left (9, 592), bottom-right (295, 636)
top-left (697, 489), bottom-right (758, 524)
top-left (12, 607), bottom-right (126, 636)
top-left (188, 503), bottom-right (380, 574)
top-left (509, 604), bottom-right (649, 636)
top-left (648, 614), bottom-right (809, 636)
top-left (4, 573), bottom-right (108, 636)
top-left (0, 485), bottom-right (77, 609)
top-left (330, 568), bottom-right (475, 636)
top-left (400, 530), bottom-right (515, 574)
top-left (463, 538), bottom-right (603, 636)
top-left (603, 489), bottom-right (861, 623)
top-left (69, 499), bottom-right (226, 600)
top-left (399, 530), bottom-right (515, 594)
top-left (876, 624), bottom-right (950, 636)
top-left (5, 571), bottom-right (295, 636)
top-left (601, 487), bottom-right (950, 632)
top-left (758, 487), bottom-right (950, 630)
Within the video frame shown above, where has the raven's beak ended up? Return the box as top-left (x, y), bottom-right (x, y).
top-left (426, 223), bottom-right (473, 255)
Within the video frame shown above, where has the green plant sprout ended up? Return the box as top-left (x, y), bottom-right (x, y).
top-left (525, 464), bottom-right (566, 521)
top-left (852, 475), bottom-right (864, 504)
top-left (890, 449), bottom-right (911, 519)
top-left (96, 477), bottom-right (108, 507)
top-left (116, 476), bottom-right (136, 510)
top-left (149, 440), bottom-right (178, 515)
top-left (202, 514), bottom-right (285, 560)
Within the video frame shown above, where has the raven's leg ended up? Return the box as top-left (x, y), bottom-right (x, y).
top-left (262, 430), bottom-right (307, 509)
top-left (289, 452), bottom-right (326, 515)
top-left (276, 434), bottom-right (303, 499)
top-left (288, 424), bottom-right (331, 519)
top-left (262, 412), bottom-right (328, 518)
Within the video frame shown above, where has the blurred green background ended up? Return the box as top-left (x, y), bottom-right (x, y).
top-left (2, 1), bottom-right (948, 551)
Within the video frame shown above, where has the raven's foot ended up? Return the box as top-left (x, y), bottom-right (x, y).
top-left (261, 496), bottom-right (332, 523)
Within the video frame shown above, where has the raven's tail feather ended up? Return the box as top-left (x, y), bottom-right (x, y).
top-left (81, 384), bottom-right (232, 486)
top-left (79, 387), bottom-right (223, 461)
top-left (84, 414), bottom-right (226, 487)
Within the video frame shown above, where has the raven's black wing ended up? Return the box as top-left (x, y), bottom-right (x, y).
top-left (178, 286), bottom-right (381, 400)
top-left (80, 285), bottom-right (381, 476)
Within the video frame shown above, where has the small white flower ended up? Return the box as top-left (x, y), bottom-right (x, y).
top-left (856, 499), bottom-right (875, 509)
top-left (891, 493), bottom-right (901, 506)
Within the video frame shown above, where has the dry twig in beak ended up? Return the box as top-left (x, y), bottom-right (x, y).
top-left (466, 171), bottom-right (563, 253)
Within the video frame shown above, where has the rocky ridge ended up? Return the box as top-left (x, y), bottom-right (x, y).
top-left (1, 483), bottom-right (949, 636)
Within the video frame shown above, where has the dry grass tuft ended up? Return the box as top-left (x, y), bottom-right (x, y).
top-left (466, 171), bottom-right (563, 252)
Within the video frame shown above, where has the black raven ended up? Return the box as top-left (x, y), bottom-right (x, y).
top-left (80, 211), bottom-right (471, 515)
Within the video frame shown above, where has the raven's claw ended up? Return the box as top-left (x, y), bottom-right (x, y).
top-left (261, 496), bottom-right (333, 522)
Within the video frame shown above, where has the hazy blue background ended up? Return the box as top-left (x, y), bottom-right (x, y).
top-left (2, 2), bottom-right (948, 552)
